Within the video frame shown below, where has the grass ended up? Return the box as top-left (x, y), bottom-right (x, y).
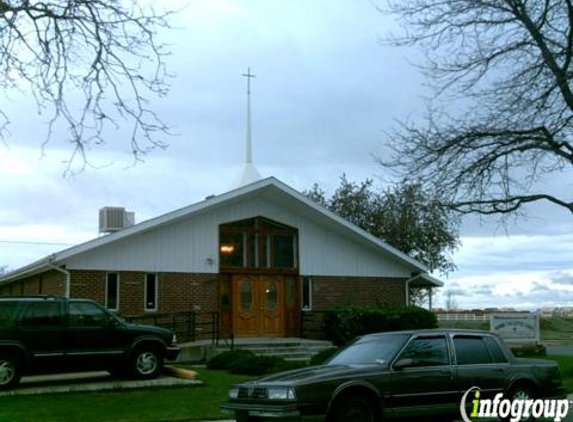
top-left (540, 317), bottom-right (573, 341)
top-left (0, 369), bottom-right (250, 422)
top-left (547, 354), bottom-right (573, 393)
top-left (1, 356), bottom-right (572, 422)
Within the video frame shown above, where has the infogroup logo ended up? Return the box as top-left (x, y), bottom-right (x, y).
top-left (460, 386), bottom-right (570, 422)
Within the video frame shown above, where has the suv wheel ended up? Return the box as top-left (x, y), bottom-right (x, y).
top-left (130, 348), bottom-right (162, 379)
top-left (0, 354), bottom-right (21, 390)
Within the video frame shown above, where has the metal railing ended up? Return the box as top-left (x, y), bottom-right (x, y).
top-left (126, 311), bottom-right (220, 344)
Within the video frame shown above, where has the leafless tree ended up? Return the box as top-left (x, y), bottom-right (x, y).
top-left (0, 0), bottom-right (173, 173)
top-left (381, 0), bottom-right (573, 218)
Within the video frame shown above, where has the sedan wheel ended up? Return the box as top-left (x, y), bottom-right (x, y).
top-left (333, 396), bottom-right (376, 422)
top-left (501, 386), bottom-right (536, 422)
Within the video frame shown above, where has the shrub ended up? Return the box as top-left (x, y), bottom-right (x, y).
top-left (309, 347), bottom-right (340, 366)
top-left (511, 344), bottom-right (547, 357)
top-left (206, 349), bottom-right (256, 370)
top-left (324, 305), bottom-right (437, 345)
top-left (207, 349), bottom-right (310, 375)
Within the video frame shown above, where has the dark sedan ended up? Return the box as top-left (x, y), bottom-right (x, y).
top-left (222, 329), bottom-right (567, 422)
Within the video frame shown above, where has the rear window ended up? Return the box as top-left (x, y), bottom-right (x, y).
top-left (484, 336), bottom-right (507, 363)
top-left (0, 302), bottom-right (17, 322)
top-left (21, 302), bottom-right (61, 327)
top-left (454, 336), bottom-right (492, 365)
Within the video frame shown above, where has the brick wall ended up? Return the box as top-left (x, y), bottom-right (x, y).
top-left (70, 270), bottom-right (218, 317)
top-left (0, 270), bottom-right (65, 297)
top-left (311, 276), bottom-right (407, 310)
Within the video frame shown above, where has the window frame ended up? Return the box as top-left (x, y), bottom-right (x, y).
top-left (301, 276), bottom-right (313, 311)
top-left (105, 272), bottom-right (120, 311)
top-left (452, 335), bottom-right (498, 365)
top-left (144, 273), bottom-right (159, 313)
top-left (219, 217), bottom-right (299, 271)
top-left (393, 334), bottom-right (451, 368)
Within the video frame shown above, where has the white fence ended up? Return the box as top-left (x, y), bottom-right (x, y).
top-left (436, 313), bottom-right (491, 322)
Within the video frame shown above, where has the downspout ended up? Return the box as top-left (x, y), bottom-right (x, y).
top-left (405, 274), bottom-right (422, 307)
top-left (48, 256), bottom-right (70, 298)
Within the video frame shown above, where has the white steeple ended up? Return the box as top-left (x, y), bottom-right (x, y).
top-left (230, 68), bottom-right (262, 189)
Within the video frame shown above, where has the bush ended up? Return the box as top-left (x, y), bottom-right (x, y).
top-left (207, 349), bottom-right (308, 376)
top-left (309, 347), bottom-right (340, 366)
top-left (206, 349), bottom-right (256, 370)
top-left (228, 354), bottom-right (282, 375)
top-left (324, 305), bottom-right (437, 345)
top-left (511, 344), bottom-right (547, 357)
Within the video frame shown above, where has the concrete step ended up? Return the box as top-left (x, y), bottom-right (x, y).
top-left (213, 340), bottom-right (334, 361)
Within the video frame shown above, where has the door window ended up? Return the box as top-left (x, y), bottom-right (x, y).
top-left (454, 336), bottom-right (492, 364)
top-left (266, 281), bottom-right (278, 311)
top-left (285, 277), bottom-right (296, 308)
top-left (240, 281), bottom-right (253, 311)
top-left (69, 302), bottom-right (109, 327)
top-left (21, 302), bottom-right (61, 328)
top-left (396, 336), bottom-right (449, 367)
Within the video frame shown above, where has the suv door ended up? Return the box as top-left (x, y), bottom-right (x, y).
top-left (18, 300), bottom-right (66, 369)
top-left (65, 301), bottom-right (127, 370)
top-left (387, 334), bottom-right (458, 418)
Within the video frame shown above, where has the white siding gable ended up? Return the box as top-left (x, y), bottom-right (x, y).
top-left (66, 195), bottom-right (413, 278)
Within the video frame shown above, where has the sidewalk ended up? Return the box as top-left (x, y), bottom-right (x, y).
top-left (0, 371), bottom-right (201, 397)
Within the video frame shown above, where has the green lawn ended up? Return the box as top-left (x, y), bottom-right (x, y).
top-left (541, 317), bottom-right (573, 341)
top-left (0, 357), bottom-right (572, 422)
top-left (547, 354), bottom-right (573, 393)
top-left (0, 369), bottom-right (250, 422)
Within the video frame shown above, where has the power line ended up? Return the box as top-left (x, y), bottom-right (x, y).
top-left (0, 240), bottom-right (73, 247)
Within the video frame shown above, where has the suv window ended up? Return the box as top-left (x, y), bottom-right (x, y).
top-left (484, 336), bottom-right (507, 363)
top-left (69, 302), bottom-right (110, 327)
top-left (20, 302), bottom-right (61, 328)
top-left (396, 336), bottom-right (449, 367)
top-left (0, 302), bottom-right (17, 322)
top-left (454, 336), bottom-right (492, 365)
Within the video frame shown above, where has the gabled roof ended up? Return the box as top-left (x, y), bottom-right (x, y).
top-left (0, 177), bottom-right (432, 284)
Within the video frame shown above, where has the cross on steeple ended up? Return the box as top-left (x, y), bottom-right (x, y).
top-left (242, 67), bottom-right (256, 94)
top-left (230, 67), bottom-right (262, 190)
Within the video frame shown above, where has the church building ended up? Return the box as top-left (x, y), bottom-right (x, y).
top-left (0, 71), bottom-right (442, 339)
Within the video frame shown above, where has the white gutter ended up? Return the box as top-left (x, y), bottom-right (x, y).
top-left (405, 275), bottom-right (417, 306)
top-left (405, 273), bottom-right (444, 307)
top-left (47, 257), bottom-right (70, 298)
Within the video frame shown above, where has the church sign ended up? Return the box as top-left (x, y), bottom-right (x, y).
top-left (490, 313), bottom-right (540, 344)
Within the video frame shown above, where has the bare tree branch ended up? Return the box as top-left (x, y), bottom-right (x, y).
top-left (381, 0), bottom-right (573, 218)
top-left (0, 0), bottom-right (173, 174)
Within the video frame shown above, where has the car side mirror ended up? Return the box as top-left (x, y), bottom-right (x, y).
top-left (393, 358), bottom-right (414, 370)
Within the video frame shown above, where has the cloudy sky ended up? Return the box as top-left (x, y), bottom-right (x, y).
top-left (1, 0), bottom-right (572, 311)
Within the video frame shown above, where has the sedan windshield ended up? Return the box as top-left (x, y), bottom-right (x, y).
top-left (328, 334), bottom-right (409, 365)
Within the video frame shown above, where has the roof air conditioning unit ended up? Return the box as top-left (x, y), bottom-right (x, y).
top-left (99, 207), bottom-right (135, 234)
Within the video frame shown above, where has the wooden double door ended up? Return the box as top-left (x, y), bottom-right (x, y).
top-left (232, 275), bottom-right (299, 337)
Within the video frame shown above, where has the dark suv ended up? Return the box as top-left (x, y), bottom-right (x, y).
top-left (0, 296), bottom-right (180, 390)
